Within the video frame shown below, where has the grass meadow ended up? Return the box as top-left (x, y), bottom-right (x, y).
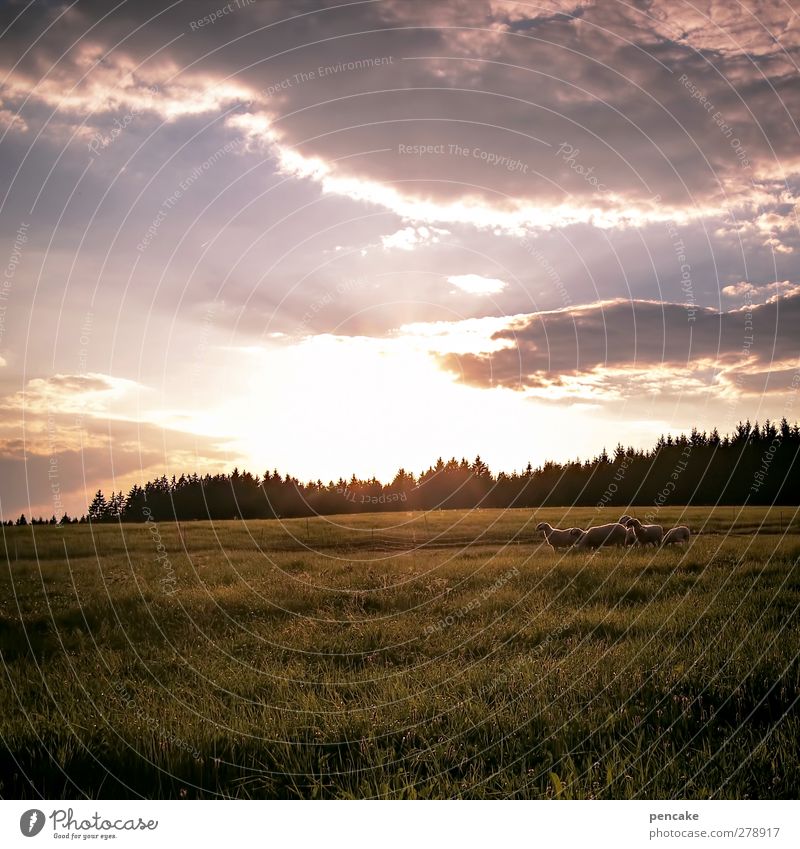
top-left (1, 506), bottom-right (799, 799)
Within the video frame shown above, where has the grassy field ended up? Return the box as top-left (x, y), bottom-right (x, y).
top-left (1, 506), bottom-right (799, 799)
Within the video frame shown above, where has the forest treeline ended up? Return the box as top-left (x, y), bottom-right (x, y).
top-left (8, 418), bottom-right (799, 526)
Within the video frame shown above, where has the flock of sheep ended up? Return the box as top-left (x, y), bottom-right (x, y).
top-left (536, 515), bottom-right (691, 551)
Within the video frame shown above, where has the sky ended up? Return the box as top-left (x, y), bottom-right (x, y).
top-left (0, 0), bottom-right (799, 518)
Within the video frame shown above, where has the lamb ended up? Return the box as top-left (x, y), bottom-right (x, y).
top-left (625, 517), bottom-right (664, 547)
top-left (662, 525), bottom-right (691, 546)
top-left (574, 522), bottom-right (628, 549)
top-left (536, 522), bottom-right (583, 549)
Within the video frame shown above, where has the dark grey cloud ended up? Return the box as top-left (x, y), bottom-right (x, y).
top-left (437, 287), bottom-right (800, 396)
top-left (2, 0), bottom-right (799, 220)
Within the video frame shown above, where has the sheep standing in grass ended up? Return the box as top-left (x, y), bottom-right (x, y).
top-left (618, 516), bottom-right (637, 546)
top-left (662, 525), bottom-right (691, 546)
top-left (625, 518), bottom-right (664, 547)
top-left (574, 522), bottom-right (628, 549)
top-left (536, 522), bottom-right (583, 549)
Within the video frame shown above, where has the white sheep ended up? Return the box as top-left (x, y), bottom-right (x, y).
top-left (536, 522), bottom-right (583, 549)
top-left (662, 525), bottom-right (691, 546)
top-left (625, 517), bottom-right (664, 547)
top-left (574, 522), bottom-right (628, 549)
top-left (618, 516), bottom-right (637, 545)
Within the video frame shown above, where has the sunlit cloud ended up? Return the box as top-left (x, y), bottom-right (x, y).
top-left (448, 273), bottom-right (508, 296)
top-left (2, 49), bottom-right (252, 125)
top-left (381, 225), bottom-right (449, 251)
top-left (241, 126), bottom-right (723, 231)
top-left (397, 315), bottom-right (518, 355)
top-left (721, 280), bottom-right (800, 301)
top-left (1, 373), bottom-right (144, 419)
top-left (0, 371), bottom-right (239, 517)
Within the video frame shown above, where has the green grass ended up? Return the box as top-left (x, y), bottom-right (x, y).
top-left (1, 507), bottom-right (799, 798)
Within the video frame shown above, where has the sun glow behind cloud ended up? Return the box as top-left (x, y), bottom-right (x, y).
top-left (194, 332), bottom-right (595, 481)
top-left (173, 304), bottom-right (742, 486)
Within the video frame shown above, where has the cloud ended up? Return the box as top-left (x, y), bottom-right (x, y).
top-left (0, 422), bottom-right (234, 520)
top-left (448, 273), bottom-right (508, 295)
top-left (1, 45), bottom-right (250, 125)
top-left (642, 0), bottom-right (800, 58)
top-left (0, 372), bottom-right (143, 420)
top-left (0, 108), bottom-right (27, 133)
top-left (399, 314), bottom-right (518, 354)
top-left (721, 280), bottom-right (800, 301)
top-left (717, 207), bottom-right (800, 255)
top-left (0, 373), bottom-right (239, 517)
top-left (434, 289), bottom-right (800, 400)
top-left (4, 0), bottom-right (800, 233)
top-left (381, 224), bottom-right (449, 250)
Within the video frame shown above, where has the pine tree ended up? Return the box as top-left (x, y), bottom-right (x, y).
top-left (88, 490), bottom-right (109, 522)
